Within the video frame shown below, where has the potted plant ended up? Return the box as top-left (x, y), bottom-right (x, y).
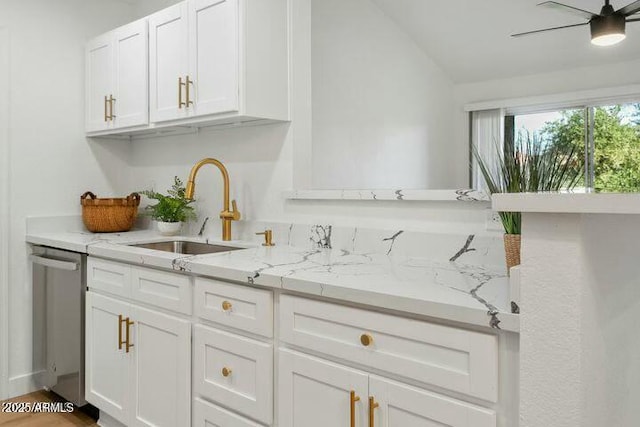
top-left (474, 133), bottom-right (583, 270)
top-left (140, 177), bottom-right (197, 236)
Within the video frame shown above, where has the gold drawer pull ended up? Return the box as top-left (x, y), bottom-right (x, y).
top-left (178, 77), bottom-right (186, 108)
top-left (222, 367), bottom-right (232, 377)
top-left (350, 391), bottom-right (360, 427)
top-left (368, 396), bottom-right (379, 427)
top-left (185, 75), bottom-right (194, 107)
top-left (125, 318), bottom-right (134, 353)
top-left (360, 333), bottom-right (374, 347)
top-left (104, 96), bottom-right (108, 122)
top-left (222, 301), bottom-right (233, 311)
top-left (118, 314), bottom-right (126, 350)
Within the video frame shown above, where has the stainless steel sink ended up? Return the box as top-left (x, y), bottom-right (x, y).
top-left (129, 241), bottom-right (244, 255)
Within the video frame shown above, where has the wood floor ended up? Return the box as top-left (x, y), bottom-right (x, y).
top-left (0, 390), bottom-right (97, 426)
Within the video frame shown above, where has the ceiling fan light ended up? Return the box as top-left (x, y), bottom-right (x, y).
top-left (591, 33), bottom-right (626, 46)
top-left (590, 15), bottom-right (626, 46)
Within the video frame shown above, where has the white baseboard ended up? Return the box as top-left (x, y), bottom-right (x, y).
top-left (8, 370), bottom-right (46, 399)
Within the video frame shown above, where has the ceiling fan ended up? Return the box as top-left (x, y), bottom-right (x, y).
top-left (512, 0), bottom-right (640, 46)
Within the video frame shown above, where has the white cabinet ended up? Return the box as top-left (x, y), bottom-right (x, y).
top-left (85, 291), bottom-right (191, 427)
top-left (278, 349), bottom-right (369, 427)
top-left (85, 19), bottom-right (148, 133)
top-left (85, 34), bottom-right (113, 132)
top-left (280, 294), bottom-right (499, 402)
top-left (369, 375), bottom-right (496, 427)
top-left (193, 325), bottom-right (273, 424)
top-left (85, 292), bottom-right (131, 424)
top-left (148, 2), bottom-right (189, 123)
top-left (147, 0), bottom-right (288, 127)
top-left (187, 0), bottom-right (239, 117)
top-left (130, 305), bottom-right (191, 427)
top-left (279, 349), bottom-right (497, 427)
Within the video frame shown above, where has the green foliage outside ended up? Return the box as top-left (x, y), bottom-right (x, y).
top-left (540, 104), bottom-right (640, 192)
top-left (140, 177), bottom-right (197, 223)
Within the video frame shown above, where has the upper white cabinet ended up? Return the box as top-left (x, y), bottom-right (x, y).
top-left (149, 0), bottom-right (288, 127)
top-left (85, 19), bottom-right (148, 133)
top-left (87, 0), bottom-right (289, 138)
top-left (148, 2), bottom-right (189, 123)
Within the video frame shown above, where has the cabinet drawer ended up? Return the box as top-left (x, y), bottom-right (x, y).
top-left (194, 278), bottom-right (273, 337)
top-left (87, 257), bottom-right (131, 297)
top-left (193, 325), bottom-right (273, 424)
top-left (193, 398), bottom-right (265, 427)
top-left (279, 295), bottom-right (498, 402)
top-left (131, 266), bottom-right (192, 315)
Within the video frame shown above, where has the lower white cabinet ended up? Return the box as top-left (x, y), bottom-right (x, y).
top-left (193, 325), bottom-right (273, 424)
top-left (278, 349), bottom-right (496, 427)
top-left (85, 291), bottom-right (191, 427)
top-left (193, 398), bottom-right (265, 427)
top-left (278, 349), bottom-right (368, 427)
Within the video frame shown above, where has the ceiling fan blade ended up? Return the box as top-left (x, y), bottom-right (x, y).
top-left (512, 22), bottom-right (589, 38)
top-left (538, 1), bottom-right (596, 20)
top-left (618, 0), bottom-right (640, 16)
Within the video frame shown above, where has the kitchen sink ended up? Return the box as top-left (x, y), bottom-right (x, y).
top-left (129, 241), bottom-right (244, 255)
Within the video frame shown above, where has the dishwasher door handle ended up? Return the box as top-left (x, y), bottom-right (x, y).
top-left (30, 255), bottom-right (79, 271)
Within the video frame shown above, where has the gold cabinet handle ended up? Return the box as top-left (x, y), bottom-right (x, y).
top-left (350, 391), bottom-right (360, 427)
top-left (368, 396), bottom-right (379, 427)
top-left (125, 318), bottom-right (134, 353)
top-left (185, 75), bottom-right (194, 107)
top-left (178, 77), bottom-right (186, 108)
top-left (104, 96), bottom-right (108, 122)
top-left (118, 314), bottom-right (126, 350)
top-left (360, 333), bottom-right (374, 347)
top-left (222, 300), bottom-right (233, 312)
top-left (109, 94), bottom-right (116, 120)
top-left (222, 367), bottom-right (232, 377)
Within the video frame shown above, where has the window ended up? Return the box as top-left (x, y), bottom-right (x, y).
top-left (507, 103), bottom-right (640, 193)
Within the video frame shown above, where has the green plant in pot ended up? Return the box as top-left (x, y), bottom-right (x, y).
top-left (474, 132), bottom-right (583, 271)
top-left (140, 177), bottom-right (197, 236)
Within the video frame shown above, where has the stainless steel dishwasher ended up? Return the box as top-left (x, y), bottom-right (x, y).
top-left (31, 246), bottom-right (87, 406)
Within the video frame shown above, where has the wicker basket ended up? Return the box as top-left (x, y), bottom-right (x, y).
top-left (504, 233), bottom-right (521, 272)
top-left (81, 191), bottom-right (140, 233)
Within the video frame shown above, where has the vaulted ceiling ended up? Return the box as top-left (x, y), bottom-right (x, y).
top-left (371, 0), bottom-right (640, 83)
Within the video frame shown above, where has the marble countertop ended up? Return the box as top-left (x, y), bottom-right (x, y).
top-left (26, 230), bottom-right (519, 332)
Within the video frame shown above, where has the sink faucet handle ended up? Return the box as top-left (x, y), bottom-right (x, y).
top-left (231, 200), bottom-right (241, 221)
top-left (256, 229), bottom-right (275, 247)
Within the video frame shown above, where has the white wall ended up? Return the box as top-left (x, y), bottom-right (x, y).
top-left (310, 0), bottom-right (455, 189)
top-left (0, 26), bottom-right (10, 400)
top-left (519, 212), bottom-right (640, 427)
top-left (0, 0), bottom-right (134, 397)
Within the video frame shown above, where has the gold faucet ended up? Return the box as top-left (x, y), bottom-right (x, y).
top-left (185, 158), bottom-right (241, 241)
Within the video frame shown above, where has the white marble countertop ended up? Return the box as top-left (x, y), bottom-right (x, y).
top-left (493, 192), bottom-right (640, 214)
top-left (26, 230), bottom-right (519, 332)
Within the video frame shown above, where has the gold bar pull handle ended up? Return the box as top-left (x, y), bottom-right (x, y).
top-left (109, 95), bottom-right (116, 120)
top-left (185, 75), bottom-right (194, 107)
top-left (104, 96), bottom-right (108, 122)
top-left (178, 77), bottom-right (186, 108)
top-left (125, 318), bottom-right (135, 353)
top-left (118, 314), bottom-right (126, 350)
top-left (368, 396), bottom-right (379, 427)
top-left (350, 391), bottom-right (360, 427)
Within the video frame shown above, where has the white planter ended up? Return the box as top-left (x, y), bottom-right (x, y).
top-left (157, 221), bottom-right (182, 236)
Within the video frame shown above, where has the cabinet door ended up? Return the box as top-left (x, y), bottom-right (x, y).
top-left (149, 2), bottom-right (189, 123)
top-left (278, 349), bottom-right (368, 427)
top-left (113, 19), bottom-right (148, 129)
top-left (85, 34), bottom-right (113, 132)
top-left (368, 375), bottom-right (497, 427)
top-left (85, 292), bottom-right (130, 425)
top-left (188, 0), bottom-right (239, 117)
top-left (129, 305), bottom-right (191, 427)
